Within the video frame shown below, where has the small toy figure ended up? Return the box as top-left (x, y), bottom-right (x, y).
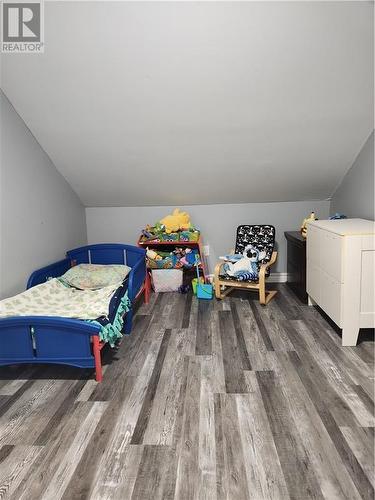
top-left (300, 211), bottom-right (317, 238)
top-left (221, 244), bottom-right (266, 281)
top-left (329, 213), bottom-right (347, 220)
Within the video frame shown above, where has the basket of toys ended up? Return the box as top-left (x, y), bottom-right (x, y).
top-left (146, 247), bottom-right (200, 270)
top-left (179, 230), bottom-right (200, 242)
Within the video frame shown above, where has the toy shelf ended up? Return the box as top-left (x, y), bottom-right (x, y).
top-left (137, 235), bottom-right (208, 287)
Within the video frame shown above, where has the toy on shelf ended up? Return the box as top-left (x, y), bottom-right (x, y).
top-left (139, 208), bottom-right (200, 244)
top-left (300, 211), bottom-right (317, 238)
top-left (147, 254), bottom-right (179, 269)
top-left (161, 232), bottom-right (179, 242)
top-left (146, 248), bottom-right (162, 261)
top-left (138, 209), bottom-right (207, 292)
top-left (145, 247), bottom-right (200, 270)
top-left (160, 208), bottom-right (192, 233)
top-left (180, 230), bottom-right (199, 242)
top-left (180, 248), bottom-right (200, 268)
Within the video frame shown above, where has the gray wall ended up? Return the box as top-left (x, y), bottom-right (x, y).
top-left (86, 201), bottom-right (330, 275)
top-left (330, 131), bottom-right (374, 220)
top-left (0, 92), bottom-right (87, 298)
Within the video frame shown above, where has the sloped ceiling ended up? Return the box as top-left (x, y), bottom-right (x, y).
top-left (1, 1), bottom-right (373, 207)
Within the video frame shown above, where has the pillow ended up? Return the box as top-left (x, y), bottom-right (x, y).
top-left (60, 264), bottom-right (131, 290)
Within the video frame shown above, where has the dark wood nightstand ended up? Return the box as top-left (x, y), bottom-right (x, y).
top-left (284, 231), bottom-right (307, 303)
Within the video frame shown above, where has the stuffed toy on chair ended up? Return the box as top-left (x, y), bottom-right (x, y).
top-left (222, 244), bottom-right (266, 281)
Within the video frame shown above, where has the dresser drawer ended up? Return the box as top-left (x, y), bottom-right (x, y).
top-left (306, 262), bottom-right (321, 304)
top-left (360, 249), bottom-right (375, 314)
top-left (321, 271), bottom-right (342, 327)
top-left (307, 224), bottom-right (320, 267)
top-left (320, 231), bottom-right (343, 283)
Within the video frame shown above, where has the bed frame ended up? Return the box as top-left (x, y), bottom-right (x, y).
top-left (0, 244), bottom-right (147, 382)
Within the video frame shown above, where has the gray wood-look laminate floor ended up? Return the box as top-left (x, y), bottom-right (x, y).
top-left (0, 284), bottom-right (374, 500)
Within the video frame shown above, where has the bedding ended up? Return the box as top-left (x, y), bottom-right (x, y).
top-left (0, 278), bottom-right (131, 346)
top-left (0, 278), bottom-right (123, 320)
top-left (0, 243), bottom-right (146, 381)
top-left (60, 263), bottom-right (131, 290)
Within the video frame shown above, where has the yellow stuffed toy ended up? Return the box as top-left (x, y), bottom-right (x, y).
top-left (300, 211), bottom-right (316, 238)
top-left (159, 208), bottom-right (192, 233)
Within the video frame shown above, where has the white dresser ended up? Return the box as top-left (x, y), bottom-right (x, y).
top-left (306, 218), bottom-right (375, 346)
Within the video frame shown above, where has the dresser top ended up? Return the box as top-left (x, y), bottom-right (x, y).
top-left (284, 231), bottom-right (306, 243)
top-left (307, 218), bottom-right (375, 236)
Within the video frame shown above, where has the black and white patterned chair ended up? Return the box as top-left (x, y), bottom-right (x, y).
top-left (214, 225), bottom-right (278, 304)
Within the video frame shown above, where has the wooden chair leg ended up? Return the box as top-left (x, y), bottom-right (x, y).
top-left (214, 262), bottom-right (224, 299)
top-left (221, 286), bottom-right (234, 298)
top-left (259, 281), bottom-right (266, 305)
top-left (264, 290), bottom-right (277, 304)
top-left (215, 278), bottom-right (222, 299)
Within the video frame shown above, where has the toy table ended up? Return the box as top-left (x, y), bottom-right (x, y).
top-left (137, 235), bottom-right (208, 294)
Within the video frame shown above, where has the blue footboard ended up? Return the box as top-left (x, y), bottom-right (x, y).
top-left (0, 317), bottom-right (100, 369)
top-left (0, 244), bottom-right (146, 378)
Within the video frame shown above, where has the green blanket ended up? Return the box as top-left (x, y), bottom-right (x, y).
top-left (89, 291), bottom-right (131, 346)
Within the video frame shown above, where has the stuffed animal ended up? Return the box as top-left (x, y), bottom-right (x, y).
top-left (222, 244), bottom-right (266, 281)
top-left (329, 213), bottom-right (347, 220)
top-left (180, 248), bottom-right (200, 267)
top-left (300, 211), bottom-right (317, 238)
top-left (146, 248), bottom-right (162, 260)
top-left (159, 208), bottom-right (192, 234)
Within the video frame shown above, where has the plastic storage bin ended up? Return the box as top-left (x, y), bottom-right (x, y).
top-left (197, 282), bottom-right (213, 300)
top-left (151, 269), bottom-right (183, 292)
top-left (192, 277), bottom-right (204, 294)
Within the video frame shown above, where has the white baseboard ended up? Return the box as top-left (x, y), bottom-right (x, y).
top-left (206, 273), bottom-right (289, 283)
top-left (267, 272), bottom-right (289, 283)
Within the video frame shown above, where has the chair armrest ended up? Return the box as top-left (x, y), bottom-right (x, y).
top-left (259, 251), bottom-right (277, 280)
top-left (214, 261), bottom-right (225, 277)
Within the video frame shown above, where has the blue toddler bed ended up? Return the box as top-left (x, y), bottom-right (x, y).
top-left (0, 244), bottom-right (146, 382)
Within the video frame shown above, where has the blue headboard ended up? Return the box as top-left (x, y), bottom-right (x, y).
top-left (66, 243), bottom-right (145, 268)
top-left (27, 244), bottom-right (146, 289)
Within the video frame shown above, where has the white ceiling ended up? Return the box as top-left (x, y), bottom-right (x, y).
top-left (1, 1), bottom-right (373, 207)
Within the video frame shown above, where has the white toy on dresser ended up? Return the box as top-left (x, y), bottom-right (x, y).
top-left (306, 218), bottom-right (375, 346)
